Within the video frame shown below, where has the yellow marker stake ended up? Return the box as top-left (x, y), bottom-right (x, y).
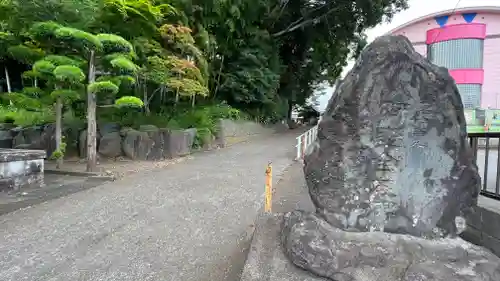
top-left (265, 162), bottom-right (273, 213)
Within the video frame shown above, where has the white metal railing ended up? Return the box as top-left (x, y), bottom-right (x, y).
top-left (295, 125), bottom-right (318, 160)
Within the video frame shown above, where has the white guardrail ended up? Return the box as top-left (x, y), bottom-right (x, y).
top-left (295, 124), bottom-right (319, 160)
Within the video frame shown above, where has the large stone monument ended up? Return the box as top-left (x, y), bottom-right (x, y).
top-left (240, 35), bottom-right (500, 281)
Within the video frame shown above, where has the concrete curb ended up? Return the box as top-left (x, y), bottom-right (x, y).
top-left (44, 169), bottom-right (116, 181)
top-left (44, 169), bottom-right (99, 177)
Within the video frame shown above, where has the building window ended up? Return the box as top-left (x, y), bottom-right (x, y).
top-left (427, 39), bottom-right (483, 69)
top-left (457, 84), bottom-right (481, 108)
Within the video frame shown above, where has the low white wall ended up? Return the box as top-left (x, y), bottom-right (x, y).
top-left (0, 158), bottom-right (44, 191)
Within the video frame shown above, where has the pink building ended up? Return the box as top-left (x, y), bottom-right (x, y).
top-left (389, 6), bottom-right (500, 109)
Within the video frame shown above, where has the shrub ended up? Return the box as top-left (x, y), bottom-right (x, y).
top-left (174, 107), bottom-right (216, 133)
top-left (194, 127), bottom-right (212, 148)
top-left (206, 104), bottom-right (242, 120)
top-left (0, 105), bottom-right (55, 126)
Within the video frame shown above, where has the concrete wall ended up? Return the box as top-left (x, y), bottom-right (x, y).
top-left (462, 196), bottom-right (500, 257)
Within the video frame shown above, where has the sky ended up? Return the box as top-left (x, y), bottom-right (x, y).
top-left (315, 0), bottom-right (500, 112)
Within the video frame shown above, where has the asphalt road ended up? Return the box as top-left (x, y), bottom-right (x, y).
top-left (0, 132), bottom-right (299, 281)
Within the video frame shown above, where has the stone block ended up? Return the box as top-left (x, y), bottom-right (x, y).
top-left (242, 212), bottom-right (500, 281)
top-left (0, 130), bottom-right (14, 148)
top-left (98, 132), bottom-right (123, 158)
top-left (139, 125), bottom-right (164, 161)
top-left (121, 129), bottom-right (154, 160)
top-left (163, 129), bottom-right (193, 158)
top-left (0, 149), bottom-right (46, 192)
top-left (303, 35), bottom-right (480, 237)
top-left (98, 122), bottom-right (121, 135)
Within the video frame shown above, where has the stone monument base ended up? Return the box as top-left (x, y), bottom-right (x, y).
top-left (0, 149), bottom-right (46, 192)
top-left (241, 212), bottom-right (500, 281)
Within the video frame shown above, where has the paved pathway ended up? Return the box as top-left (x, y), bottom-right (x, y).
top-left (0, 132), bottom-right (300, 281)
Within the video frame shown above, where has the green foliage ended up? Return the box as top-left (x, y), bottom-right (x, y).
top-left (33, 60), bottom-right (56, 76)
top-left (7, 0), bottom-right (99, 32)
top-left (8, 44), bottom-right (45, 64)
top-left (55, 27), bottom-right (102, 52)
top-left (53, 65), bottom-right (85, 83)
top-left (205, 103), bottom-right (242, 120)
top-left (50, 136), bottom-right (67, 160)
top-left (97, 33), bottom-right (134, 55)
top-left (0, 105), bottom-right (54, 126)
top-left (29, 21), bottom-right (62, 41)
top-left (173, 107), bottom-right (219, 134)
top-left (3, 92), bottom-right (43, 109)
top-left (50, 89), bottom-right (81, 100)
top-left (109, 56), bottom-right (138, 74)
top-left (193, 127), bottom-right (211, 148)
top-left (0, 0), bottom-right (409, 130)
top-left (44, 55), bottom-right (83, 67)
top-left (88, 81), bottom-right (119, 95)
top-left (114, 96), bottom-right (144, 107)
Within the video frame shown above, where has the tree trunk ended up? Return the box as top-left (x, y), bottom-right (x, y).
top-left (143, 84), bottom-right (150, 115)
top-left (55, 97), bottom-right (63, 169)
top-left (86, 50), bottom-right (97, 172)
top-left (191, 94), bottom-right (195, 108)
top-left (287, 101), bottom-right (293, 120)
top-left (174, 88), bottom-right (179, 107)
top-left (4, 66), bottom-right (11, 93)
top-left (212, 55), bottom-right (224, 100)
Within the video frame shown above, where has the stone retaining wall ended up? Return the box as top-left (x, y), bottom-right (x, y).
top-left (461, 196), bottom-right (500, 257)
top-left (0, 119), bottom-right (276, 160)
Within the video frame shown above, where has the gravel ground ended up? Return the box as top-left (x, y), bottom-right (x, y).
top-left (0, 132), bottom-right (300, 281)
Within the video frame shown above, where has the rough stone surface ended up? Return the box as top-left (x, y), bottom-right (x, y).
top-left (12, 131), bottom-right (26, 149)
top-left (98, 132), bottom-right (123, 158)
top-left (40, 123), bottom-right (57, 157)
top-left (275, 35), bottom-right (497, 281)
top-left (139, 126), bottom-right (164, 161)
top-left (164, 129), bottom-right (192, 158)
top-left (282, 211), bottom-right (500, 281)
top-left (99, 122), bottom-right (121, 135)
top-left (121, 129), bottom-right (154, 160)
top-left (0, 149), bottom-right (46, 162)
top-left (185, 128), bottom-right (197, 149)
top-left (304, 35), bottom-right (480, 238)
top-left (0, 149), bottom-right (45, 192)
top-left (0, 130), bottom-right (14, 148)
